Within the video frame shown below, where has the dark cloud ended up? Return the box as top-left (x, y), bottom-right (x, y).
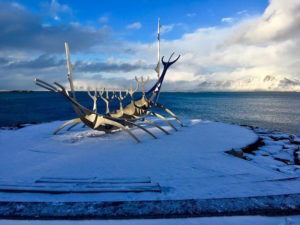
top-left (5, 54), bottom-right (65, 69)
top-left (0, 53), bottom-right (152, 72)
top-left (0, 53), bottom-right (154, 90)
top-left (158, 80), bottom-right (198, 92)
top-left (74, 60), bottom-right (153, 73)
top-left (197, 80), bottom-right (234, 90)
top-left (0, 2), bottom-right (110, 53)
top-left (0, 56), bottom-right (10, 66)
top-left (279, 78), bottom-right (300, 88)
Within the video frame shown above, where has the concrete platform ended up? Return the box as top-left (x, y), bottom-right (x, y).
top-left (0, 119), bottom-right (299, 218)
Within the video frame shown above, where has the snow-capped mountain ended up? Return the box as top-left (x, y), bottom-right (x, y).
top-left (196, 75), bottom-right (300, 91)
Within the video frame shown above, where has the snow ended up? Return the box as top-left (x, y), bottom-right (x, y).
top-left (0, 118), bottom-right (299, 204)
top-left (1, 215), bottom-right (300, 225)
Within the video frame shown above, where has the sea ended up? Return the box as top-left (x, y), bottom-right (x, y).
top-left (0, 92), bottom-right (299, 136)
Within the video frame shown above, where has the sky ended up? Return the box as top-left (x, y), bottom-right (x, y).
top-left (0, 0), bottom-right (299, 91)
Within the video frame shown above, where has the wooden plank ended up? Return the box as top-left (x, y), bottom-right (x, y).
top-left (0, 182), bottom-right (154, 188)
top-left (36, 177), bottom-right (152, 184)
top-left (0, 183), bottom-right (161, 193)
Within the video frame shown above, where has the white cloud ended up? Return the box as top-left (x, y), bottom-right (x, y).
top-left (126, 22), bottom-right (142, 30)
top-left (50, 0), bottom-right (71, 14)
top-left (1, 0), bottom-right (300, 92)
top-left (228, 0), bottom-right (300, 44)
top-left (186, 13), bottom-right (196, 17)
top-left (98, 16), bottom-right (109, 23)
top-left (53, 15), bottom-right (60, 21)
top-left (221, 17), bottom-right (233, 23)
top-left (11, 2), bottom-right (25, 10)
top-left (124, 0), bottom-right (300, 91)
top-left (160, 24), bottom-right (175, 34)
top-left (237, 10), bottom-right (247, 15)
top-left (44, 0), bottom-right (72, 21)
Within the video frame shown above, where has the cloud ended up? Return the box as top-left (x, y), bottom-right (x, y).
top-left (0, 54), bottom-right (151, 73)
top-left (74, 59), bottom-right (153, 73)
top-left (4, 54), bottom-right (65, 70)
top-left (0, 56), bottom-right (10, 66)
top-left (126, 22), bottom-right (142, 30)
top-left (221, 17), bottom-right (233, 23)
top-left (127, 0), bottom-right (300, 91)
top-left (47, 0), bottom-right (72, 20)
top-left (237, 10), bottom-right (247, 15)
top-left (0, 52), bottom-right (154, 90)
top-left (53, 15), bottom-right (60, 21)
top-left (160, 24), bottom-right (175, 34)
top-left (98, 16), bottom-right (109, 23)
top-left (278, 77), bottom-right (300, 89)
top-left (1, 0), bottom-right (300, 92)
top-left (196, 75), bottom-right (300, 91)
top-left (186, 13), bottom-right (196, 17)
top-left (228, 0), bottom-right (300, 44)
top-left (0, 1), bottom-right (111, 53)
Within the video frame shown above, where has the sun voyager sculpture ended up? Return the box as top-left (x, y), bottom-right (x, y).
top-left (35, 19), bottom-right (183, 143)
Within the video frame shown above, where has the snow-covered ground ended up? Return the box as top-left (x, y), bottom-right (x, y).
top-left (0, 118), bottom-right (299, 203)
top-left (1, 215), bottom-right (300, 225)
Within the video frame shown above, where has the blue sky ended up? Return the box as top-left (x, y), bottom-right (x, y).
top-left (0, 0), bottom-right (299, 91)
top-left (20, 0), bottom-right (268, 41)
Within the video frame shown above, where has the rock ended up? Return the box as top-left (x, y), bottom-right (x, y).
top-left (243, 153), bottom-right (255, 160)
top-left (16, 123), bottom-right (26, 129)
top-left (254, 150), bottom-right (270, 157)
top-left (242, 138), bottom-right (264, 154)
top-left (291, 137), bottom-right (300, 145)
top-left (273, 157), bottom-right (292, 165)
top-left (273, 150), bottom-right (294, 165)
top-left (276, 165), bottom-right (296, 174)
top-left (270, 134), bottom-right (294, 141)
top-left (253, 127), bottom-right (271, 134)
top-left (225, 149), bottom-right (244, 159)
top-left (227, 125), bottom-right (300, 174)
top-left (252, 155), bottom-right (286, 167)
top-left (294, 147), bottom-right (300, 165)
top-left (260, 145), bottom-right (282, 155)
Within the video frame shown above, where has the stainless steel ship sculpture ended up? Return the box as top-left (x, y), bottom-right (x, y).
top-left (35, 19), bottom-right (183, 143)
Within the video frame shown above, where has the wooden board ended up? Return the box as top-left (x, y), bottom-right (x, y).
top-left (36, 177), bottom-right (151, 184)
top-left (0, 182), bottom-right (161, 194)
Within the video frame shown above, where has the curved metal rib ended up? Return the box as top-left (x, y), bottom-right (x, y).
top-left (67, 120), bottom-right (82, 131)
top-left (134, 116), bottom-right (169, 135)
top-left (35, 79), bottom-right (57, 92)
top-left (106, 116), bottom-right (157, 140)
top-left (53, 118), bottom-right (81, 135)
top-left (150, 111), bottom-right (178, 131)
top-left (134, 99), bottom-right (178, 131)
top-left (133, 102), bottom-right (177, 131)
top-left (155, 102), bottom-right (183, 127)
top-left (94, 117), bottom-right (140, 143)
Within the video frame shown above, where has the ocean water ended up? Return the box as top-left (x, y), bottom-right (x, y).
top-left (0, 92), bottom-right (299, 136)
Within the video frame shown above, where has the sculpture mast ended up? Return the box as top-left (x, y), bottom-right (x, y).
top-left (156, 18), bottom-right (160, 79)
top-left (65, 42), bottom-right (76, 100)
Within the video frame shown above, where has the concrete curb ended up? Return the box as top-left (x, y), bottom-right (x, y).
top-left (1, 193), bottom-right (300, 219)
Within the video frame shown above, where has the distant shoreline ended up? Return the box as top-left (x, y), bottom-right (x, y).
top-left (0, 90), bottom-right (299, 93)
top-left (0, 90), bottom-right (33, 93)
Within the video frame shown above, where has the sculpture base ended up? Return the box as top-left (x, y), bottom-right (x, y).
top-left (0, 119), bottom-right (299, 218)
